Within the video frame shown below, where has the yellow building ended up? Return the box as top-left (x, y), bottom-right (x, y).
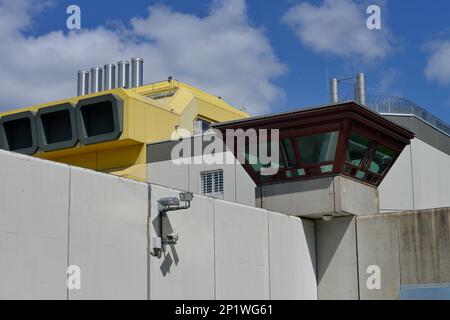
top-left (0, 79), bottom-right (249, 181)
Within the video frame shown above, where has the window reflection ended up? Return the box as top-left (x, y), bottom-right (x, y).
top-left (369, 145), bottom-right (395, 175)
top-left (296, 131), bottom-right (339, 164)
top-left (346, 133), bottom-right (369, 166)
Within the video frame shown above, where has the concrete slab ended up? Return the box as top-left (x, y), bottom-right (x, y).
top-left (268, 213), bottom-right (317, 299)
top-left (0, 150), bottom-right (70, 299)
top-left (214, 200), bottom-right (270, 299)
top-left (258, 176), bottom-right (378, 218)
top-left (335, 176), bottom-right (378, 216)
top-left (149, 185), bottom-right (215, 300)
top-left (315, 216), bottom-right (359, 300)
top-left (398, 208), bottom-right (450, 285)
top-left (259, 177), bottom-right (335, 217)
top-left (356, 214), bottom-right (401, 299)
top-left (68, 167), bottom-right (148, 299)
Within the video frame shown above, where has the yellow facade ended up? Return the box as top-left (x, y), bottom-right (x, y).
top-left (0, 80), bottom-right (249, 181)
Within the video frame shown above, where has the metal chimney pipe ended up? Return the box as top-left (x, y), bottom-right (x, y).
top-left (131, 58), bottom-right (144, 88)
top-left (104, 64), bottom-right (116, 90)
top-left (90, 67), bottom-right (103, 93)
top-left (117, 61), bottom-right (130, 89)
top-left (330, 78), bottom-right (339, 103)
top-left (77, 70), bottom-right (89, 96)
top-left (355, 73), bottom-right (366, 105)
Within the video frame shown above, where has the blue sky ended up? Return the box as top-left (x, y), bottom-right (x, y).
top-left (1, 0), bottom-right (450, 123)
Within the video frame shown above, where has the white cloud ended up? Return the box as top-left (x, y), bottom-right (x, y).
top-left (425, 40), bottom-right (450, 84)
top-left (282, 0), bottom-right (392, 61)
top-left (0, 0), bottom-right (285, 115)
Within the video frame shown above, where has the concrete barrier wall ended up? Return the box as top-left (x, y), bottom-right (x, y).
top-left (268, 213), bottom-right (317, 300)
top-left (398, 208), bottom-right (450, 285)
top-left (0, 149), bottom-right (316, 299)
top-left (149, 185), bottom-right (216, 300)
top-left (355, 208), bottom-right (450, 300)
top-left (214, 199), bottom-right (270, 299)
top-left (356, 215), bottom-right (400, 299)
top-left (315, 216), bottom-right (359, 300)
top-left (0, 150), bottom-right (70, 299)
top-left (148, 185), bottom-right (317, 300)
top-left (68, 167), bottom-right (149, 300)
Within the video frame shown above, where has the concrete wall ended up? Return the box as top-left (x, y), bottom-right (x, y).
top-left (68, 167), bottom-right (149, 300)
top-left (0, 149), bottom-right (316, 300)
top-left (148, 185), bottom-right (317, 300)
top-left (379, 138), bottom-right (450, 212)
top-left (398, 208), bottom-right (450, 285)
top-left (146, 135), bottom-right (256, 207)
top-left (356, 215), bottom-right (400, 299)
top-left (315, 216), bottom-right (359, 300)
top-left (258, 176), bottom-right (378, 218)
top-left (0, 150), bottom-right (150, 300)
top-left (147, 152), bottom-right (256, 207)
top-left (315, 208), bottom-right (450, 300)
top-left (0, 150), bottom-right (70, 299)
top-left (268, 213), bottom-right (317, 300)
top-left (149, 185), bottom-right (216, 300)
top-left (355, 208), bottom-right (450, 300)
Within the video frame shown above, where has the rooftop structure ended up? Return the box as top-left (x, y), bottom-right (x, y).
top-left (0, 58), bottom-right (249, 181)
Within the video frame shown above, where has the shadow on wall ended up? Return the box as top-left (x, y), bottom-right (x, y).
top-left (315, 216), bottom-right (354, 284)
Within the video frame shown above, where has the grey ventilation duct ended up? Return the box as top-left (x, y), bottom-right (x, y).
top-left (77, 70), bottom-right (89, 96)
top-left (117, 61), bottom-right (130, 89)
top-left (90, 67), bottom-right (103, 94)
top-left (330, 78), bottom-right (339, 103)
top-left (131, 58), bottom-right (144, 88)
top-left (355, 73), bottom-right (366, 105)
top-left (104, 64), bottom-right (116, 90)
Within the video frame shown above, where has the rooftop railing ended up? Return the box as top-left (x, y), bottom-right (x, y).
top-left (355, 95), bottom-right (450, 137)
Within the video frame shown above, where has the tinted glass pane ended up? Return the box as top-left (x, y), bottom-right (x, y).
top-left (282, 138), bottom-right (296, 167)
top-left (343, 164), bottom-right (352, 174)
top-left (296, 131), bottom-right (339, 164)
top-left (244, 141), bottom-right (284, 173)
top-left (320, 164), bottom-right (333, 173)
top-left (356, 170), bottom-right (366, 179)
top-left (369, 145), bottom-right (395, 174)
top-left (346, 133), bottom-right (369, 166)
top-left (286, 168), bottom-right (305, 178)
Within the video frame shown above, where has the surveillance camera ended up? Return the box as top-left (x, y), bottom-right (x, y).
top-left (166, 232), bottom-right (179, 243)
top-left (179, 192), bottom-right (193, 202)
top-left (158, 197), bottom-right (180, 209)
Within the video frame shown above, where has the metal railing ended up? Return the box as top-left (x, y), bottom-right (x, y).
top-left (347, 95), bottom-right (450, 137)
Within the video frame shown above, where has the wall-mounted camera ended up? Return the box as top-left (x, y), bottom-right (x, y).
top-left (151, 192), bottom-right (193, 258)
